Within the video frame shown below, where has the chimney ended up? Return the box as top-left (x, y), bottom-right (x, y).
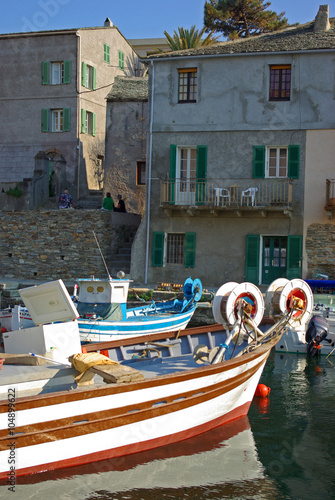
top-left (104, 18), bottom-right (113, 27)
top-left (314, 5), bottom-right (330, 31)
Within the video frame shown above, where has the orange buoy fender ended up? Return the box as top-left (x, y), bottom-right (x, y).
top-left (254, 383), bottom-right (271, 397)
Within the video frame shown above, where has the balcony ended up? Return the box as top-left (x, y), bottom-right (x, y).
top-left (160, 178), bottom-right (293, 217)
top-left (325, 179), bottom-right (335, 218)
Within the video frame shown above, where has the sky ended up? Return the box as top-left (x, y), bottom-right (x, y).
top-left (0, 0), bottom-right (331, 39)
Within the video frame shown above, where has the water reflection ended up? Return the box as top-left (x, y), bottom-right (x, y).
top-left (0, 416), bottom-right (278, 500)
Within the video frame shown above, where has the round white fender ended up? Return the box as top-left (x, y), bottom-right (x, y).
top-left (278, 278), bottom-right (314, 327)
top-left (212, 282), bottom-right (238, 326)
top-left (212, 281), bottom-right (264, 327)
top-left (265, 278), bottom-right (289, 317)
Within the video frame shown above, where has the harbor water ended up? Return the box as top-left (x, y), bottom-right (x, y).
top-left (1, 349), bottom-right (335, 500)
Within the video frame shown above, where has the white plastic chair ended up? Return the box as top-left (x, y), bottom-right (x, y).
top-left (214, 188), bottom-right (230, 206)
top-left (241, 187), bottom-right (258, 206)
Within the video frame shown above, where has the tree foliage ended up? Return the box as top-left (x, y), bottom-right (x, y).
top-left (204, 0), bottom-right (289, 39)
top-left (164, 25), bottom-right (220, 51)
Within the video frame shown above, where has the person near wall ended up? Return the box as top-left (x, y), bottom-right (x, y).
top-left (58, 189), bottom-right (75, 209)
top-left (114, 194), bottom-right (126, 212)
top-left (102, 192), bottom-right (114, 211)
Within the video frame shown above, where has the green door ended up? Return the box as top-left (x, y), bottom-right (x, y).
top-left (262, 236), bottom-right (287, 284)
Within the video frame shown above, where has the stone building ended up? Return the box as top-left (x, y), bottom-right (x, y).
top-left (104, 76), bottom-right (148, 216)
top-left (0, 19), bottom-right (145, 204)
top-left (131, 5), bottom-right (335, 287)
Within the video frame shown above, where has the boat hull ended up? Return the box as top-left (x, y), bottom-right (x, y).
top-left (78, 307), bottom-right (196, 342)
top-left (0, 335), bottom-right (274, 480)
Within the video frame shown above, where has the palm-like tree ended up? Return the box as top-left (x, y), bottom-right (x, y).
top-left (164, 25), bottom-right (220, 51)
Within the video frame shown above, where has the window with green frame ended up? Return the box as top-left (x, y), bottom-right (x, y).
top-left (81, 62), bottom-right (97, 90)
top-left (253, 145), bottom-right (300, 179)
top-left (41, 108), bottom-right (71, 132)
top-left (41, 61), bottom-right (71, 85)
top-left (152, 232), bottom-right (196, 267)
top-left (104, 43), bottom-right (110, 63)
top-left (80, 109), bottom-right (96, 136)
top-left (118, 51), bottom-right (124, 70)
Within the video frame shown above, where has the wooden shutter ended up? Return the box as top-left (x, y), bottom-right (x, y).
top-left (287, 235), bottom-right (302, 279)
top-left (63, 60), bottom-right (71, 84)
top-left (93, 67), bottom-right (97, 90)
top-left (63, 108), bottom-right (71, 132)
top-left (41, 109), bottom-right (49, 132)
top-left (152, 232), bottom-right (164, 267)
top-left (196, 145), bottom-right (207, 205)
top-left (81, 62), bottom-right (87, 87)
top-left (253, 146), bottom-right (265, 178)
top-left (81, 109), bottom-right (86, 133)
top-left (169, 144), bottom-right (176, 205)
top-left (104, 44), bottom-right (110, 63)
top-left (288, 145), bottom-right (300, 179)
top-left (184, 232), bottom-right (196, 268)
top-left (92, 113), bottom-right (96, 137)
top-left (41, 61), bottom-right (50, 85)
top-left (245, 235), bottom-right (260, 284)
top-left (119, 51), bottom-right (124, 70)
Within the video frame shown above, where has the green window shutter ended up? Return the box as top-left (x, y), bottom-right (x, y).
top-left (169, 144), bottom-right (177, 205)
top-left (196, 145), bottom-right (207, 205)
top-left (119, 51), bottom-right (124, 70)
top-left (288, 145), bottom-right (300, 179)
top-left (92, 112), bottom-right (96, 137)
top-left (63, 60), bottom-right (71, 84)
top-left (245, 234), bottom-right (260, 284)
top-left (184, 232), bottom-right (196, 268)
top-left (104, 44), bottom-right (110, 63)
top-left (41, 61), bottom-right (50, 85)
top-left (81, 109), bottom-right (86, 133)
top-left (287, 235), bottom-right (302, 279)
top-left (81, 62), bottom-right (87, 87)
top-left (63, 108), bottom-right (71, 132)
top-left (152, 232), bottom-right (164, 267)
top-left (93, 67), bottom-right (97, 90)
top-left (41, 109), bottom-right (49, 132)
top-left (253, 146), bottom-right (265, 178)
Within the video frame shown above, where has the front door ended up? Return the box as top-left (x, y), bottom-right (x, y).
top-left (175, 147), bottom-right (197, 205)
top-left (262, 236), bottom-right (287, 284)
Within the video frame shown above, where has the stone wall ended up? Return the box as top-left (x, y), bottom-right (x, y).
top-left (306, 223), bottom-right (335, 279)
top-left (0, 210), bottom-right (141, 282)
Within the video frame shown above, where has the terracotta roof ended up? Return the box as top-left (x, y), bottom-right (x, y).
top-left (145, 18), bottom-right (335, 60)
top-left (106, 76), bottom-right (148, 101)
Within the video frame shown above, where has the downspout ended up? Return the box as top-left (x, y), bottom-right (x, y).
top-left (144, 60), bottom-right (154, 284)
top-left (76, 31), bottom-right (81, 200)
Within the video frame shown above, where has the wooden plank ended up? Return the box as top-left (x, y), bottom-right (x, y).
top-left (91, 363), bottom-right (144, 384)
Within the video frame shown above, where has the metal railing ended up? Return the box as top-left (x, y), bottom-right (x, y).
top-left (160, 178), bottom-right (292, 209)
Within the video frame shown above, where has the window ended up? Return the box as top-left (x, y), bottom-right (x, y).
top-left (253, 145), bottom-right (299, 179)
top-left (118, 51), bottom-right (124, 70)
top-left (178, 68), bottom-right (197, 103)
top-left (267, 147), bottom-right (288, 178)
top-left (41, 61), bottom-right (71, 85)
top-left (152, 232), bottom-right (196, 267)
top-left (41, 108), bottom-right (71, 132)
top-left (81, 109), bottom-right (96, 136)
top-left (170, 145), bottom-right (207, 205)
top-left (104, 43), bottom-right (110, 63)
top-left (81, 62), bottom-right (97, 90)
top-left (136, 161), bottom-right (146, 185)
top-left (269, 65), bottom-right (291, 101)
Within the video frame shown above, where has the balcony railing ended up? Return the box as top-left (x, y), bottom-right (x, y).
top-left (160, 178), bottom-right (292, 212)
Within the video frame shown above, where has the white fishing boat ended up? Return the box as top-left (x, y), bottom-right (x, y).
top-left (0, 277), bottom-right (308, 481)
top-left (265, 278), bottom-right (335, 357)
top-left (76, 275), bottom-right (203, 343)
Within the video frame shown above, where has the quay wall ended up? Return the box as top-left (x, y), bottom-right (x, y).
top-left (0, 210), bottom-right (140, 282)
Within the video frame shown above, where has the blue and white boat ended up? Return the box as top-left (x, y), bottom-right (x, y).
top-left (75, 276), bottom-right (203, 343)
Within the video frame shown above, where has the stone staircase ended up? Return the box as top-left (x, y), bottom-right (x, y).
top-left (76, 190), bottom-right (103, 210)
top-left (109, 241), bottom-right (133, 276)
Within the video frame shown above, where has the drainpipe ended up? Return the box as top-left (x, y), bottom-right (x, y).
top-left (76, 31), bottom-right (81, 200)
top-left (144, 60), bottom-right (154, 284)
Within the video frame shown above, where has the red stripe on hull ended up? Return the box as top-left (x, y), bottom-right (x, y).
top-left (0, 401), bottom-right (250, 482)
